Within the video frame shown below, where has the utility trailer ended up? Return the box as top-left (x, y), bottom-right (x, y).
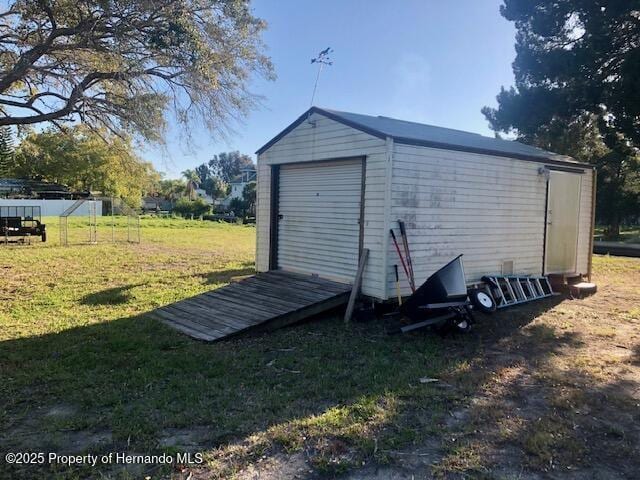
top-left (0, 205), bottom-right (46, 243)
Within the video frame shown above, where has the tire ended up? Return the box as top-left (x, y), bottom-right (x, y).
top-left (469, 288), bottom-right (496, 314)
top-left (41, 230), bottom-right (46, 242)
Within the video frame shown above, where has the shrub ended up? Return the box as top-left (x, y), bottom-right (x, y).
top-left (173, 197), bottom-right (211, 218)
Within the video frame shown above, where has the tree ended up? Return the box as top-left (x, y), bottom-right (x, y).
top-left (242, 181), bottom-right (256, 216)
top-left (594, 133), bottom-right (640, 237)
top-left (208, 151), bottom-right (254, 183)
top-left (0, 126), bottom-right (14, 176)
top-left (173, 197), bottom-right (210, 219)
top-left (181, 169), bottom-right (200, 200)
top-left (482, 0), bottom-right (640, 237)
top-left (195, 163), bottom-right (211, 184)
top-left (156, 179), bottom-right (186, 202)
top-left (193, 161), bottom-right (226, 197)
top-left (202, 176), bottom-right (227, 199)
top-left (227, 181), bottom-right (255, 219)
top-left (0, 0), bottom-right (274, 141)
top-left (11, 126), bottom-right (159, 206)
top-left (482, 1), bottom-right (640, 146)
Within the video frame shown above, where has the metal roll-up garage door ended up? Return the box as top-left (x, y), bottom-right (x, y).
top-left (277, 159), bottom-right (363, 283)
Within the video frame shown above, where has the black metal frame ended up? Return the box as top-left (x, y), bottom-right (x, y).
top-left (398, 255), bottom-right (474, 333)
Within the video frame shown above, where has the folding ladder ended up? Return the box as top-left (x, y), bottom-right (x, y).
top-left (481, 275), bottom-right (554, 309)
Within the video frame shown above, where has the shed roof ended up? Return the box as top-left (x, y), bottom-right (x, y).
top-left (256, 107), bottom-right (589, 168)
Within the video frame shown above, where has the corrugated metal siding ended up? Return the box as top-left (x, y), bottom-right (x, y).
top-left (390, 144), bottom-right (549, 296)
top-left (256, 113), bottom-right (388, 299)
top-left (277, 160), bottom-right (362, 282)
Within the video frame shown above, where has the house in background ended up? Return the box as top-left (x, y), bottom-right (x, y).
top-left (194, 188), bottom-right (214, 205)
top-left (142, 195), bottom-right (173, 212)
top-left (229, 167), bottom-right (257, 200)
top-left (0, 178), bottom-right (76, 199)
top-left (218, 167), bottom-right (256, 209)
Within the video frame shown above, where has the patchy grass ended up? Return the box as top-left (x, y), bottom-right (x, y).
top-left (0, 218), bottom-right (463, 479)
top-left (431, 255), bottom-right (640, 478)
top-left (1, 221), bottom-right (639, 479)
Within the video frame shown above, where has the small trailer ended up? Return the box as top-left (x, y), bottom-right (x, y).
top-left (1, 205), bottom-right (46, 243)
top-left (386, 253), bottom-right (557, 334)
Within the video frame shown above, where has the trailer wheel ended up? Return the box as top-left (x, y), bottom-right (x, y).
top-left (469, 289), bottom-right (496, 314)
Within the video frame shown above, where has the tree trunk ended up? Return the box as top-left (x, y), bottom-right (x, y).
top-left (605, 214), bottom-right (621, 240)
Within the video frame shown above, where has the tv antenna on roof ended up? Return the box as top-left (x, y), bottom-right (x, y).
top-left (310, 47), bottom-right (333, 107)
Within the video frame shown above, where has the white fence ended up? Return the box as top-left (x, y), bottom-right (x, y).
top-left (0, 199), bottom-right (103, 217)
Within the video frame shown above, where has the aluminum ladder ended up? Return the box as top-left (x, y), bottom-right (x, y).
top-left (482, 275), bottom-right (554, 309)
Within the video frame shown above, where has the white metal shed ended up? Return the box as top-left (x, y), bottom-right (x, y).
top-left (255, 107), bottom-right (596, 301)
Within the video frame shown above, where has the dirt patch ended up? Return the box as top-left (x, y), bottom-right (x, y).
top-left (200, 257), bottom-right (640, 479)
top-left (426, 259), bottom-right (640, 478)
top-left (159, 426), bottom-right (215, 451)
top-left (2, 404), bottom-right (113, 455)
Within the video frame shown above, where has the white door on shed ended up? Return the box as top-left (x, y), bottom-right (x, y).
top-left (277, 159), bottom-right (363, 283)
top-left (545, 171), bottom-right (582, 274)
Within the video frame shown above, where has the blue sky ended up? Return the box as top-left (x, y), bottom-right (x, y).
top-left (145, 0), bottom-right (516, 179)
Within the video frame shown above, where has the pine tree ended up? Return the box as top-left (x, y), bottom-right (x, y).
top-left (0, 127), bottom-right (14, 177)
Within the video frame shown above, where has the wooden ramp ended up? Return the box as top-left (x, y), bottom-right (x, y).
top-left (153, 270), bottom-right (352, 341)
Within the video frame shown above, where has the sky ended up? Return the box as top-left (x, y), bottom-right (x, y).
top-left (145, 0), bottom-right (517, 179)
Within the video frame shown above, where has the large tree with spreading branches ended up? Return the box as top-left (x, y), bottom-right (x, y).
top-left (208, 150), bottom-right (253, 183)
top-left (483, 1), bottom-right (640, 236)
top-left (0, 0), bottom-right (273, 141)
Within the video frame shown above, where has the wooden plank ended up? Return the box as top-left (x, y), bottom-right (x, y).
top-left (162, 303), bottom-right (244, 335)
top-left (153, 309), bottom-right (221, 341)
top-left (204, 285), bottom-right (294, 314)
top-left (265, 270), bottom-right (351, 293)
top-left (344, 248), bottom-right (369, 323)
top-left (155, 271), bottom-right (355, 342)
top-left (161, 304), bottom-right (237, 336)
top-left (181, 291), bottom-right (267, 323)
top-left (254, 292), bottom-right (350, 334)
top-left (158, 319), bottom-right (218, 342)
top-left (251, 275), bottom-right (346, 297)
top-left (198, 295), bottom-right (280, 322)
top-left (240, 276), bottom-right (341, 303)
top-left (263, 270), bottom-right (351, 292)
top-left (202, 290), bottom-right (287, 317)
top-left (227, 283), bottom-right (314, 308)
top-left (176, 296), bottom-right (259, 330)
top-left (207, 284), bottom-right (306, 312)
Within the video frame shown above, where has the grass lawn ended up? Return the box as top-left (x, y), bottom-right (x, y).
top-left (1, 218), bottom-right (639, 479)
top-left (595, 225), bottom-right (640, 243)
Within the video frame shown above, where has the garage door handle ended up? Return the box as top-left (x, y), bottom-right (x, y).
top-left (278, 214), bottom-right (284, 220)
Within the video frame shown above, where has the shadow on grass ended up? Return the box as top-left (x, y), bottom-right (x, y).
top-left (176, 264), bottom-right (255, 285)
top-left (80, 285), bottom-right (140, 306)
top-left (78, 266), bottom-right (255, 308)
top-left (2, 287), bottom-right (609, 479)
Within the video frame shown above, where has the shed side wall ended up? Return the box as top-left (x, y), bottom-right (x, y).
top-left (256, 112), bottom-right (388, 299)
top-left (389, 144), bottom-right (593, 297)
